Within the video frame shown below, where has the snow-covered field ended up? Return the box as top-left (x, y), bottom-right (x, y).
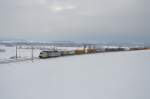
top-left (0, 46), bottom-right (41, 60)
top-left (0, 50), bottom-right (150, 99)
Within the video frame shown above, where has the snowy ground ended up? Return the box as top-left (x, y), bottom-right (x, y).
top-left (0, 45), bottom-right (41, 59)
top-left (0, 50), bottom-right (150, 99)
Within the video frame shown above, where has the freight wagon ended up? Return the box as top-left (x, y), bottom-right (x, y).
top-left (60, 50), bottom-right (75, 56)
top-left (87, 49), bottom-right (96, 53)
top-left (75, 49), bottom-right (85, 55)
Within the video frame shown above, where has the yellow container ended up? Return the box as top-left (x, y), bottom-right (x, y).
top-left (75, 49), bottom-right (85, 55)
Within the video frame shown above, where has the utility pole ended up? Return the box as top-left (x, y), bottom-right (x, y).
top-left (31, 46), bottom-right (34, 62)
top-left (16, 45), bottom-right (18, 59)
top-left (53, 44), bottom-right (56, 51)
top-left (83, 44), bottom-right (86, 53)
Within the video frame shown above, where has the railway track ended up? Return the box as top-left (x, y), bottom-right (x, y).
top-left (0, 57), bottom-right (39, 64)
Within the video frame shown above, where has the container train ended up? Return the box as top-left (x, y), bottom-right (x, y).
top-left (39, 46), bottom-right (146, 59)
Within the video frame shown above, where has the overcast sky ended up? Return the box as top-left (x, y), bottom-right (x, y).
top-left (0, 0), bottom-right (150, 42)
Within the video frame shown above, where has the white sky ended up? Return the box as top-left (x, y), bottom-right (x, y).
top-left (0, 0), bottom-right (150, 42)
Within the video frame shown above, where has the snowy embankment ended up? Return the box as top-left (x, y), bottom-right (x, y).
top-left (0, 50), bottom-right (150, 99)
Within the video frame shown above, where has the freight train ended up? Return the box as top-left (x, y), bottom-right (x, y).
top-left (39, 48), bottom-right (97, 58)
top-left (39, 46), bottom-right (146, 59)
